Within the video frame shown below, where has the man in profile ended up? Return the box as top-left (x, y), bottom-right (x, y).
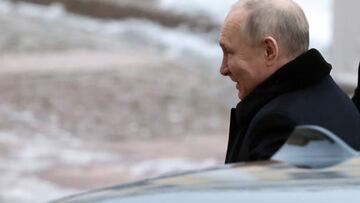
top-left (219, 0), bottom-right (360, 164)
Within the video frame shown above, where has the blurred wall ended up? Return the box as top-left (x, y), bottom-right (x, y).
top-left (333, 0), bottom-right (360, 90)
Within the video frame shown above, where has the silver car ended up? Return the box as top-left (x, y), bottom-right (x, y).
top-left (50, 126), bottom-right (360, 203)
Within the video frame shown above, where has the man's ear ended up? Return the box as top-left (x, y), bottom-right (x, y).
top-left (262, 36), bottom-right (279, 66)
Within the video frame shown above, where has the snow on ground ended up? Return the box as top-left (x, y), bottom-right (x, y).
top-left (0, 0), bottom-right (221, 65)
top-left (0, 1), bottom-right (231, 202)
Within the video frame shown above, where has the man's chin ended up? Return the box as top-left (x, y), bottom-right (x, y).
top-left (237, 89), bottom-right (249, 100)
top-left (238, 91), bottom-right (244, 100)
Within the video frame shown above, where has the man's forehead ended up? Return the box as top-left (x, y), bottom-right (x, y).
top-left (219, 26), bottom-right (231, 47)
top-left (227, 5), bottom-right (248, 21)
top-left (222, 8), bottom-right (248, 32)
top-left (219, 9), bottom-right (246, 45)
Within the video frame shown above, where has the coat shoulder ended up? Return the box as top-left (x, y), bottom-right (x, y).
top-left (250, 76), bottom-right (360, 149)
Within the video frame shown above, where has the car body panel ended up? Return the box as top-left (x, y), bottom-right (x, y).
top-left (51, 157), bottom-right (360, 203)
top-left (51, 126), bottom-right (360, 203)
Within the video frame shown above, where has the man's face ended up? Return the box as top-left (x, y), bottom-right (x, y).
top-left (219, 9), bottom-right (268, 100)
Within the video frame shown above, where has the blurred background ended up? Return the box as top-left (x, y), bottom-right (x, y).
top-left (0, 0), bottom-right (358, 202)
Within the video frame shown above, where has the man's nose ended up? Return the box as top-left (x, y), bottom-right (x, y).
top-left (220, 58), bottom-right (229, 76)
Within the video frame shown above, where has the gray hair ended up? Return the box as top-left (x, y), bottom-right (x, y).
top-left (234, 0), bottom-right (309, 58)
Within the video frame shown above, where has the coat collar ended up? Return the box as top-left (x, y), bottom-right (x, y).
top-left (234, 48), bottom-right (332, 127)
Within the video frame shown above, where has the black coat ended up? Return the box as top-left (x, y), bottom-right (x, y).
top-left (352, 62), bottom-right (360, 111)
top-left (225, 49), bottom-right (360, 164)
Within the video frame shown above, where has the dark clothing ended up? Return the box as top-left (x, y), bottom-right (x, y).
top-left (352, 62), bottom-right (360, 112)
top-left (225, 49), bottom-right (360, 164)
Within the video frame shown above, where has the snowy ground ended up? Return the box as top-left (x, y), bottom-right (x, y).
top-left (0, 1), bottom-right (234, 202)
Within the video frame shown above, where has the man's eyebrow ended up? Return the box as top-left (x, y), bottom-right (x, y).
top-left (219, 42), bottom-right (231, 53)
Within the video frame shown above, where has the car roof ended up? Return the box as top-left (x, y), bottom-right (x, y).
top-left (51, 156), bottom-right (360, 203)
top-left (50, 125), bottom-right (360, 203)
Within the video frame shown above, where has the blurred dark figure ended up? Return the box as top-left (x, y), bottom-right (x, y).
top-left (353, 62), bottom-right (360, 112)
